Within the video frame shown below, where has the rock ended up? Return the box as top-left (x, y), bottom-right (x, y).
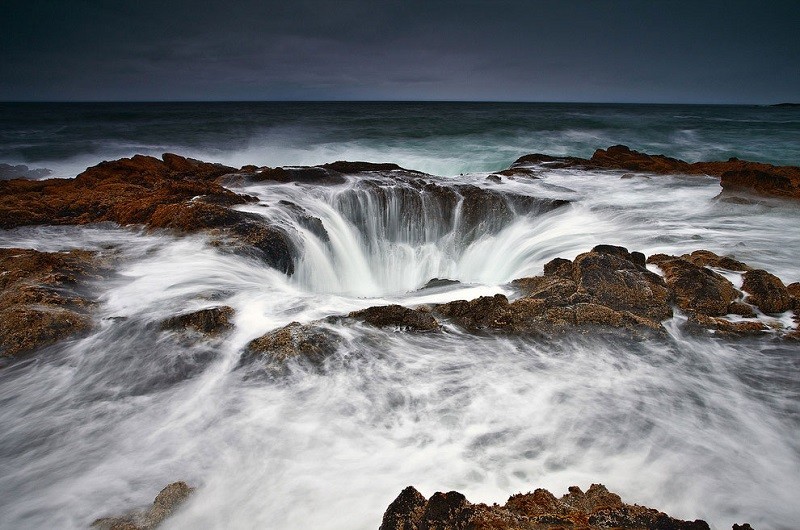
top-left (437, 246), bottom-right (670, 337)
top-left (92, 481), bottom-right (194, 530)
top-left (647, 255), bottom-right (738, 316)
top-left (685, 314), bottom-right (768, 337)
top-left (246, 322), bottom-right (339, 363)
top-left (485, 174), bottom-right (502, 183)
top-left (0, 154), bottom-right (300, 273)
top-left (436, 294), bottom-right (515, 333)
top-left (348, 305), bottom-right (440, 332)
top-left (728, 301), bottom-right (757, 318)
top-left (379, 483), bottom-right (711, 530)
top-left (0, 248), bottom-right (102, 358)
top-left (160, 306), bottom-right (234, 336)
top-left (509, 144), bottom-right (800, 200)
top-left (573, 245), bottom-right (671, 321)
top-left (421, 278), bottom-right (460, 289)
top-left (679, 250), bottom-right (751, 272)
top-left (741, 269), bottom-right (791, 313)
top-left (319, 161), bottom-right (405, 173)
top-left (379, 486), bottom-right (427, 530)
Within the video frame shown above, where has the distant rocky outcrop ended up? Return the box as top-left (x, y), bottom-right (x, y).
top-left (379, 483), bottom-right (726, 530)
top-left (91, 481), bottom-right (194, 530)
top-left (507, 144), bottom-right (800, 200)
top-left (0, 248), bottom-right (105, 358)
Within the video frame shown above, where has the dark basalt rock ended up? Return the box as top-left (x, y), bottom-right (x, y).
top-left (421, 278), bottom-right (461, 290)
top-left (741, 269), bottom-right (791, 313)
top-left (92, 481), bottom-right (194, 530)
top-left (319, 161), bottom-right (405, 173)
top-left (348, 305), bottom-right (440, 332)
top-left (160, 306), bottom-right (234, 336)
top-left (0, 248), bottom-right (103, 358)
top-left (380, 483), bottom-right (714, 530)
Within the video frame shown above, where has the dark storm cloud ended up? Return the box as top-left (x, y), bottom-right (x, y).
top-left (1, 0), bottom-right (798, 103)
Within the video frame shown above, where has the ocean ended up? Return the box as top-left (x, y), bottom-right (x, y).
top-left (0, 102), bottom-right (798, 529)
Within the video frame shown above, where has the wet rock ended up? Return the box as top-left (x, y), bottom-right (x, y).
top-left (685, 314), bottom-right (768, 337)
top-left (380, 483), bottom-right (711, 530)
top-left (509, 144), bottom-right (800, 200)
top-left (92, 481), bottom-right (194, 530)
top-left (379, 486), bottom-right (427, 530)
top-left (679, 250), bottom-right (751, 272)
top-left (436, 294), bottom-right (515, 333)
top-left (246, 322), bottom-right (339, 363)
top-left (572, 245), bottom-right (671, 321)
top-left (0, 154), bottom-right (299, 273)
top-left (728, 301), bottom-right (757, 318)
top-left (0, 248), bottom-right (102, 358)
top-left (438, 246), bottom-right (670, 337)
top-left (485, 174), bottom-right (502, 183)
top-left (319, 161), bottom-right (404, 173)
top-left (647, 255), bottom-right (738, 316)
top-left (741, 269), bottom-right (791, 313)
top-left (421, 278), bottom-right (460, 289)
top-left (160, 306), bottom-right (234, 336)
top-left (349, 305), bottom-right (440, 332)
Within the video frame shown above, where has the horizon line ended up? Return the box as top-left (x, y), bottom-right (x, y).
top-left (0, 99), bottom-right (792, 106)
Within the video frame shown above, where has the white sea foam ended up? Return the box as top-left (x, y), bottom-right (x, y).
top-left (0, 164), bottom-right (799, 530)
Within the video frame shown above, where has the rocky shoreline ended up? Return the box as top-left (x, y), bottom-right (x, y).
top-left (2, 147), bottom-right (798, 528)
top-left (93, 481), bottom-right (756, 530)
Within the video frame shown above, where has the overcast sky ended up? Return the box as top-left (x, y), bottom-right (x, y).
top-left (1, 0), bottom-right (798, 103)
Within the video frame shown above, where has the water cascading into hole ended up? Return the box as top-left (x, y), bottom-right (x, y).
top-left (264, 179), bottom-right (572, 297)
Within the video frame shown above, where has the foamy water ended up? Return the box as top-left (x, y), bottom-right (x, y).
top-left (1, 162), bottom-right (799, 530)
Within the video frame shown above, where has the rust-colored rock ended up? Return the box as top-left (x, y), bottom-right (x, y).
top-left (0, 248), bottom-right (103, 358)
top-left (380, 483), bottom-right (712, 530)
top-left (349, 305), bottom-right (440, 332)
top-left (646, 255), bottom-right (738, 316)
top-left (509, 144), bottom-right (800, 200)
top-left (437, 246), bottom-right (670, 338)
top-left (679, 250), bottom-right (751, 272)
top-left (160, 306), bottom-right (234, 336)
top-left (741, 269), bottom-right (791, 313)
top-left (0, 154), bottom-right (296, 274)
top-left (91, 481), bottom-right (194, 530)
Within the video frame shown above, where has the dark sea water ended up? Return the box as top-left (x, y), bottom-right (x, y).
top-left (0, 103), bottom-right (799, 530)
top-left (1, 102), bottom-right (798, 178)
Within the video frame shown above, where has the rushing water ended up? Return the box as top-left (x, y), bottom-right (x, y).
top-left (0, 103), bottom-right (799, 529)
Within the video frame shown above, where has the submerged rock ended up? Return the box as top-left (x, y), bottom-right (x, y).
top-left (0, 248), bottom-right (103, 358)
top-left (379, 483), bottom-right (713, 530)
top-left (92, 481), bottom-right (194, 530)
